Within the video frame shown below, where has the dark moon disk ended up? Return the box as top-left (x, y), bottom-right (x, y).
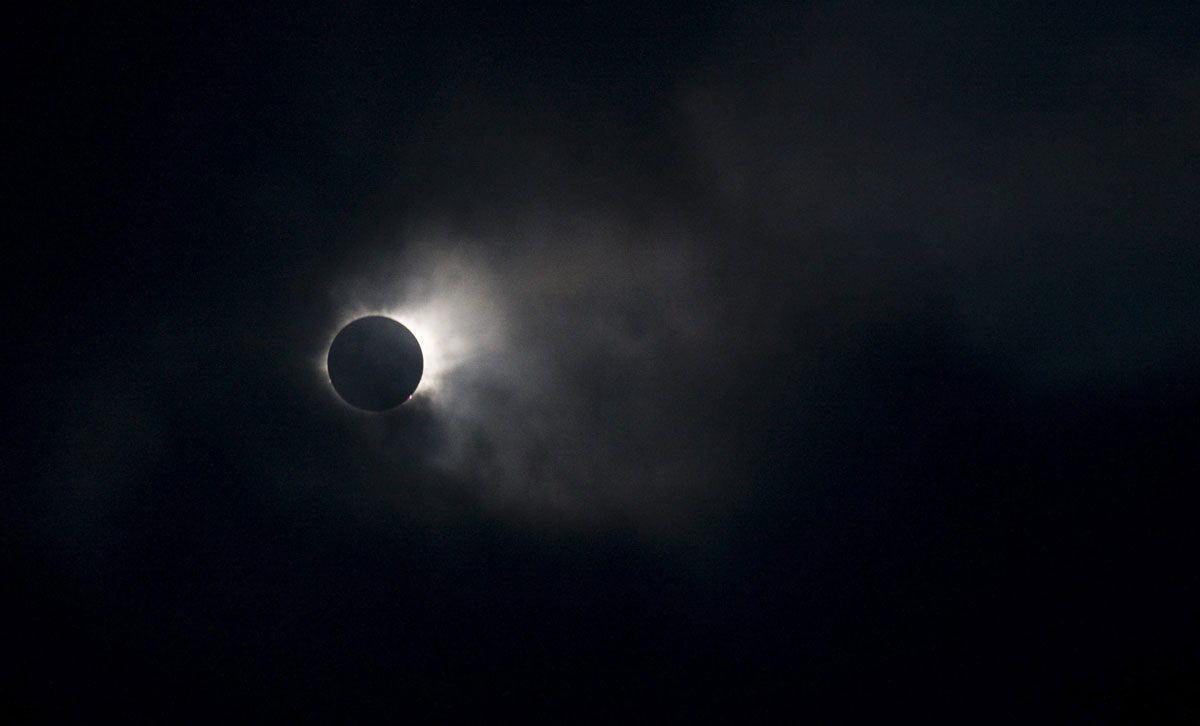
top-left (327, 316), bottom-right (423, 411)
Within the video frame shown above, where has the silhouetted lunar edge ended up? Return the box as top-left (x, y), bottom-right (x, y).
top-left (327, 316), bottom-right (423, 411)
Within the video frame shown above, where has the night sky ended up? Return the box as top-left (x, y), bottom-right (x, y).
top-left (9, 1), bottom-right (1199, 720)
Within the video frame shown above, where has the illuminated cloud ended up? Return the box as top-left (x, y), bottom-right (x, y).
top-left (318, 215), bottom-right (738, 534)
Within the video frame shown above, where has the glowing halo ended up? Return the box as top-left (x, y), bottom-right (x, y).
top-left (316, 242), bottom-right (506, 409)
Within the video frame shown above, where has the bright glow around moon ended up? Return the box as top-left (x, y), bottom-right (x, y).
top-left (317, 240), bottom-right (506, 407)
top-left (312, 219), bottom-right (729, 535)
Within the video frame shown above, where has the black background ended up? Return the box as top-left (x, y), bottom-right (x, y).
top-left (8, 1), bottom-right (1199, 721)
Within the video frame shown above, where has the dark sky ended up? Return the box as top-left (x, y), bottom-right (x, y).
top-left (9, 1), bottom-right (1199, 720)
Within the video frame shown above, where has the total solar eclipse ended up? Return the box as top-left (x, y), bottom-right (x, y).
top-left (327, 315), bottom-right (423, 411)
